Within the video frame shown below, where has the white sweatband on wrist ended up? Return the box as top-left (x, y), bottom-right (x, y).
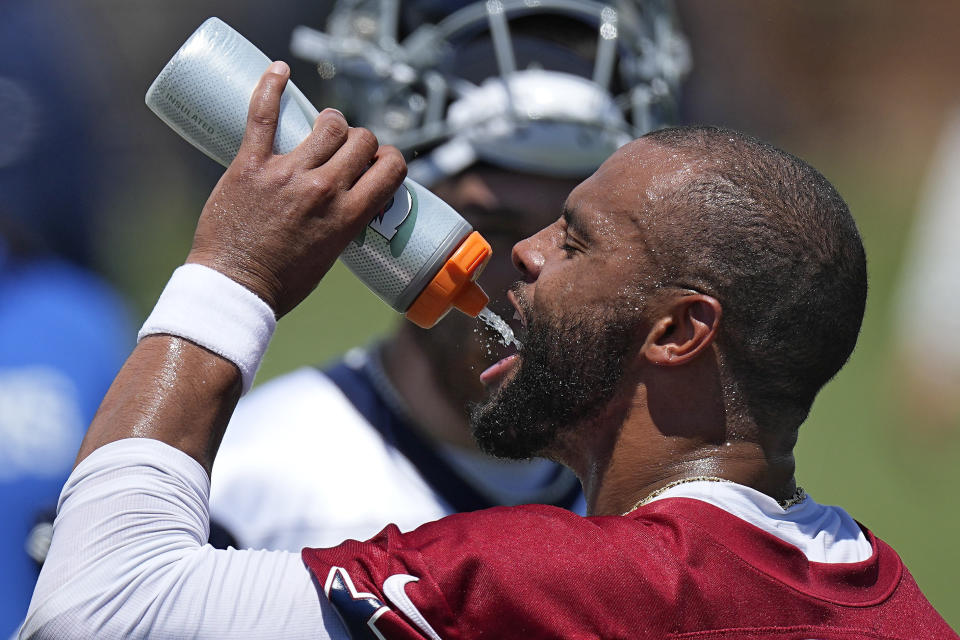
top-left (138, 263), bottom-right (277, 394)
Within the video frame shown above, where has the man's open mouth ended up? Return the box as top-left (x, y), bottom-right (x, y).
top-left (479, 353), bottom-right (519, 387)
top-left (479, 289), bottom-right (527, 387)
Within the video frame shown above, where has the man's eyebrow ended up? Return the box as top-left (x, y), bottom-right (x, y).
top-left (562, 204), bottom-right (589, 238)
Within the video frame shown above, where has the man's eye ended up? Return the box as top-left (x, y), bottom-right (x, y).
top-left (562, 242), bottom-right (581, 255)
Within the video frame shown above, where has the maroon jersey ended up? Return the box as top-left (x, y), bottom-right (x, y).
top-left (302, 498), bottom-right (956, 639)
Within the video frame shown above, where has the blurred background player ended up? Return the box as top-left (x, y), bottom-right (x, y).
top-left (0, 2), bottom-right (131, 636)
top-left (209, 0), bottom-right (690, 549)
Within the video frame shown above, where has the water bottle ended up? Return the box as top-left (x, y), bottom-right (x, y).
top-left (145, 17), bottom-right (490, 328)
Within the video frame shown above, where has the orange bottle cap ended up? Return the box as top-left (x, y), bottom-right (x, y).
top-left (405, 231), bottom-right (492, 329)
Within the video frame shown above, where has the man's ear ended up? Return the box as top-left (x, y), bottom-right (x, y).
top-left (643, 294), bottom-right (722, 366)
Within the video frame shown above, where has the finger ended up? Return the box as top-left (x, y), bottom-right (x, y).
top-left (238, 61), bottom-right (290, 160)
top-left (310, 126), bottom-right (380, 189)
top-left (343, 145), bottom-right (408, 228)
top-left (288, 108), bottom-right (349, 168)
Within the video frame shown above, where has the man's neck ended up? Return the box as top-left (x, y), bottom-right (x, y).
top-left (551, 386), bottom-right (798, 517)
top-left (587, 440), bottom-right (799, 516)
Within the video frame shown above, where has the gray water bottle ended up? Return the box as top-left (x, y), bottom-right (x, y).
top-left (145, 17), bottom-right (490, 328)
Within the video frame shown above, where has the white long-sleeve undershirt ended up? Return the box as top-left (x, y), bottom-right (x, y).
top-left (19, 438), bottom-right (870, 639)
top-left (19, 438), bottom-right (347, 640)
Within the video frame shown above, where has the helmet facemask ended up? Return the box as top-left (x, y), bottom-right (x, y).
top-left (291, 0), bottom-right (691, 185)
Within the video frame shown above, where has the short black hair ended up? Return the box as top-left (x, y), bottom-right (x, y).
top-left (642, 126), bottom-right (867, 428)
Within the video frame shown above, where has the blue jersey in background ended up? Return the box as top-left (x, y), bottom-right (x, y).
top-left (0, 254), bottom-right (130, 637)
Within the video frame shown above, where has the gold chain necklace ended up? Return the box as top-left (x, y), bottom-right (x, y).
top-left (621, 476), bottom-right (807, 516)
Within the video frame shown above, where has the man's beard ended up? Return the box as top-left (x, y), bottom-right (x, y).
top-left (470, 288), bottom-right (638, 460)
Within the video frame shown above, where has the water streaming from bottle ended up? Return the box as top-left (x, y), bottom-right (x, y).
top-left (477, 307), bottom-right (521, 348)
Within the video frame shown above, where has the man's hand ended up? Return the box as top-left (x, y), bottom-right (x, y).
top-left (186, 60), bottom-right (406, 317)
top-left (73, 62), bottom-right (406, 473)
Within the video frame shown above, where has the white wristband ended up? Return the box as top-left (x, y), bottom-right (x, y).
top-left (138, 264), bottom-right (277, 394)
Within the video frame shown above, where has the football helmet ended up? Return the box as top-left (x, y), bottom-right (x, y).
top-left (291, 0), bottom-right (690, 185)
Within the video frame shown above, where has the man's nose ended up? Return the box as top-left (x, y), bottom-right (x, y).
top-left (511, 235), bottom-right (544, 283)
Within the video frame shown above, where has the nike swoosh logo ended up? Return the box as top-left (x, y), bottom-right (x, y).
top-left (382, 574), bottom-right (444, 640)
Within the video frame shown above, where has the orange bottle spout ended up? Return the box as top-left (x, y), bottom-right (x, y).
top-left (452, 281), bottom-right (489, 318)
top-left (405, 231), bottom-right (492, 328)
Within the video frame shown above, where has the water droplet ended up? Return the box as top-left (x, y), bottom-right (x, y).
top-left (477, 307), bottom-right (521, 348)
